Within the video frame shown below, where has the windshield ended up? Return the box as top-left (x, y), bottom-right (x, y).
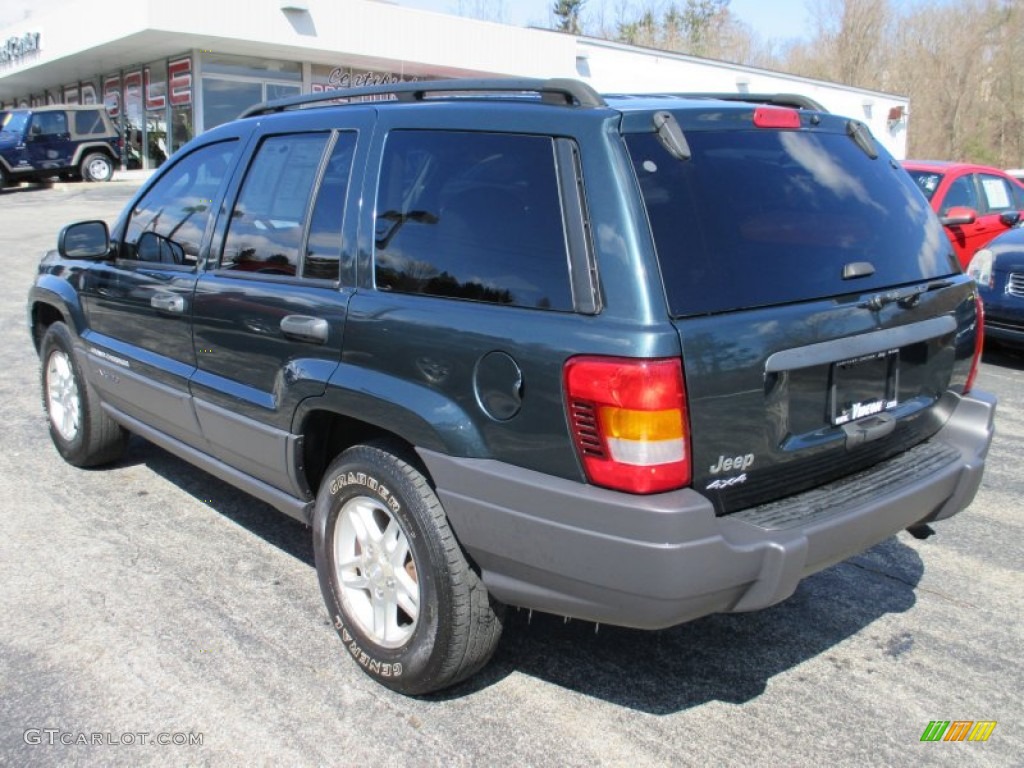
top-left (626, 128), bottom-right (958, 316)
top-left (904, 169), bottom-right (944, 201)
top-left (2, 112), bottom-right (29, 135)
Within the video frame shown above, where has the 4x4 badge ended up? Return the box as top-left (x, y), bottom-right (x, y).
top-left (707, 474), bottom-right (748, 490)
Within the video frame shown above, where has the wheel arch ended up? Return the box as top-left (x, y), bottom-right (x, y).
top-left (29, 279), bottom-right (86, 353)
top-left (71, 142), bottom-right (119, 168)
top-left (294, 375), bottom-right (487, 498)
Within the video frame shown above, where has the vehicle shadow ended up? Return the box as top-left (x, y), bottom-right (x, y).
top-left (128, 436), bottom-right (314, 568)
top-left (447, 536), bottom-right (923, 713)
top-left (0, 182), bottom-right (56, 195)
top-left (982, 344), bottom-right (1024, 370)
top-left (128, 435), bottom-right (924, 715)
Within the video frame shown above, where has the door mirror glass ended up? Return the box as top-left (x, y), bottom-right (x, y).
top-left (58, 220), bottom-right (109, 259)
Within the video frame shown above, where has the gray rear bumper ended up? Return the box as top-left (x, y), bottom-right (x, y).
top-left (418, 389), bottom-right (996, 630)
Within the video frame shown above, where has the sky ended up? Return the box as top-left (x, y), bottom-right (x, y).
top-left (395, 0), bottom-right (814, 42)
top-left (1, 0), bottom-right (812, 42)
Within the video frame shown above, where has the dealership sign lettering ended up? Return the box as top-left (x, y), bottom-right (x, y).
top-left (0, 32), bottom-right (40, 65)
top-left (311, 68), bottom-right (419, 94)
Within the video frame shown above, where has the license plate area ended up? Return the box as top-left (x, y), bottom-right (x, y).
top-left (830, 349), bottom-right (899, 426)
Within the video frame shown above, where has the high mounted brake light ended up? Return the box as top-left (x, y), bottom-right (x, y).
top-left (753, 106), bottom-right (801, 129)
top-left (564, 356), bottom-right (691, 494)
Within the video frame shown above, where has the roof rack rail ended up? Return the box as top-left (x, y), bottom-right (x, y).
top-left (671, 92), bottom-right (828, 112)
top-left (240, 77), bottom-right (606, 118)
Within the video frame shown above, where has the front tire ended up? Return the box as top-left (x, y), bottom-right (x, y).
top-left (40, 322), bottom-right (127, 467)
top-left (313, 441), bottom-right (504, 695)
top-left (81, 153), bottom-right (114, 182)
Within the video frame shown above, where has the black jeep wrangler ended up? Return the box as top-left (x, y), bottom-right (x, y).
top-left (1, 104), bottom-right (119, 187)
top-left (28, 79), bottom-right (996, 695)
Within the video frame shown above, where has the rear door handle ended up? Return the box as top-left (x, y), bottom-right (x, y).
top-left (280, 314), bottom-right (329, 344)
top-left (150, 292), bottom-right (185, 314)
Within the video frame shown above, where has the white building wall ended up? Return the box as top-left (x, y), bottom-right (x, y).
top-left (1, 1), bottom-right (909, 157)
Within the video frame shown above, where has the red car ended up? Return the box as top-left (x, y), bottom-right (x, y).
top-left (903, 160), bottom-right (1024, 268)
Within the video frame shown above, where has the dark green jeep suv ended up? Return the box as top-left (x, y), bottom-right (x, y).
top-left (28, 79), bottom-right (996, 694)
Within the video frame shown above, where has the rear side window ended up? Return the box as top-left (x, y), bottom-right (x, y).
top-left (626, 128), bottom-right (957, 316)
top-left (74, 110), bottom-right (106, 135)
top-left (978, 173), bottom-right (1021, 213)
top-left (218, 132), bottom-right (356, 281)
top-left (374, 130), bottom-right (572, 310)
top-left (220, 133), bottom-right (329, 277)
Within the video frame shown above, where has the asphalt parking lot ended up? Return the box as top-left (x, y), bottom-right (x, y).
top-left (1, 180), bottom-right (1021, 766)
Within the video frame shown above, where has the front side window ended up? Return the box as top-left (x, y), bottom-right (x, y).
top-left (123, 140), bottom-right (238, 266)
top-left (374, 130), bottom-right (572, 310)
top-left (31, 111), bottom-right (67, 137)
top-left (940, 175), bottom-right (979, 215)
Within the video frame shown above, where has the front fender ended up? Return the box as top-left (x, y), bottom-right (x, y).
top-left (28, 273), bottom-right (88, 347)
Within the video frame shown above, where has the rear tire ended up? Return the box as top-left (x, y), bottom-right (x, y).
top-left (313, 441), bottom-right (504, 695)
top-left (40, 322), bottom-right (127, 467)
top-left (81, 153), bottom-right (114, 182)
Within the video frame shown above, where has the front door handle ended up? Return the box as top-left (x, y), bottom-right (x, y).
top-left (280, 314), bottom-right (329, 344)
top-left (150, 292), bottom-right (185, 314)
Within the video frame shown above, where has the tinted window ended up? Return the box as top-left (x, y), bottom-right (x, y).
top-left (220, 133), bottom-right (330, 276)
top-left (303, 134), bottom-right (357, 281)
top-left (374, 130), bottom-right (572, 310)
top-left (123, 140), bottom-right (238, 266)
top-left (74, 109), bottom-right (106, 135)
top-left (626, 129), bottom-right (956, 316)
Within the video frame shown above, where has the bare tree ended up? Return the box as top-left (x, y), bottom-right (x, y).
top-left (611, 0), bottom-right (744, 59)
top-left (454, 0), bottom-right (507, 23)
top-left (553, 0), bottom-right (587, 34)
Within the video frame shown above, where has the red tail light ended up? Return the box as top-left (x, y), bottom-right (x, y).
top-left (964, 295), bottom-right (984, 394)
top-left (564, 356), bottom-right (690, 494)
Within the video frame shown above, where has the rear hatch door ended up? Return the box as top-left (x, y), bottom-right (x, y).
top-left (623, 107), bottom-right (979, 515)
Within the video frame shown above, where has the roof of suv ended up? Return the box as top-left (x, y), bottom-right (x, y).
top-left (239, 77), bottom-right (832, 121)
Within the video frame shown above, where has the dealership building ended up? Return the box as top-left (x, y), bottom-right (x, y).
top-left (0, 0), bottom-right (910, 169)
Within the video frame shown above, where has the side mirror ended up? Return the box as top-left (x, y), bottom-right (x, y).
top-left (58, 220), bottom-right (110, 260)
top-left (999, 210), bottom-right (1021, 227)
top-left (940, 206), bottom-right (977, 227)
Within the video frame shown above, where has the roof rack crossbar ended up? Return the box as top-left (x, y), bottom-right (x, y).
top-left (240, 77), bottom-right (606, 118)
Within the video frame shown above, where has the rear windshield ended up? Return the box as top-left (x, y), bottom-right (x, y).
top-left (625, 128), bottom-right (957, 316)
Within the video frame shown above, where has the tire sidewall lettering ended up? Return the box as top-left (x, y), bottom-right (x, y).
top-left (333, 614), bottom-right (403, 678)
